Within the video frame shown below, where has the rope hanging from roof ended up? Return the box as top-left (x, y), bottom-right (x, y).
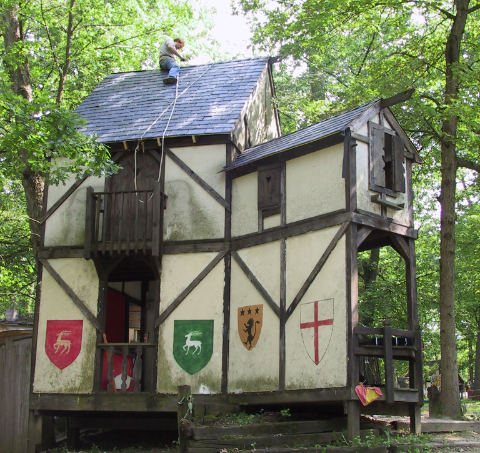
top-left (131, 64), bottom-right (213, 192)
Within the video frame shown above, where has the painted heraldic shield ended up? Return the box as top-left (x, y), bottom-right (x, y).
top-left (45, 320), bottom-right (83, 370)
top-left (300, 299), bottom-right (334, 365)
top-left (238, 304), bottom-right (263, 350)
top-left (173, 320), bottom-right (214, 375)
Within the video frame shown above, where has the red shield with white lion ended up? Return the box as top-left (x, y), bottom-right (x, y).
top-left (45, 320), bottom-right (83, 369)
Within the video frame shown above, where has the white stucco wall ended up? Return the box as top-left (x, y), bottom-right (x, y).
top-left (33, 258), bottom-right (99, 393)
top-left (44, 175), bottom-right (105, 247)
top-left (286, 144), bottom-right (346, 223)
top-left (232, 172), bottom-right (258, 237)
top-left (285, 227), bottom-right (347, 389)
top-left (163, 145), bottom-right (226, 240)
top-left (157, 252), bottom-right (224, 393)
top-left (228, 241), bottom-right (281, 391)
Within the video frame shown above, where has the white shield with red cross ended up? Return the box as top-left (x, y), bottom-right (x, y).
top-left (45, 320), bottom-right (83, 370)
top-left (300, 299), bottom-right (334, 365)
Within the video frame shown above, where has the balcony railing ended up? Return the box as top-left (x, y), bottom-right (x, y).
top-left (85, 184), bottom-right (165, 257)
top-left (98, 342), bottom-right (156, 393)
top-left (353, 321), bottom-right (422, 403)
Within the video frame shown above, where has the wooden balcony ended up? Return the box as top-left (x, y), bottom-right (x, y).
top-left (97, 342), bottom-right (156, 393)
top-left (353, 322), bottom-right (422, 404)
top-left (84, 184), bottom-right (166, 258)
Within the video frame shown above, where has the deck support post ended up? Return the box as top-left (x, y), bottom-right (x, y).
top-left (27, 411), bottom-right (54, 453)
top-left (177, 385), bottom-right (192, 453)
top-left (409, 403), bottom-right (422, 434)
top-left (346, 400), bottom-right (360, 440)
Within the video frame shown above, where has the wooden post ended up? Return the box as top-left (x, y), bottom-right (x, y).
top-left (346, 400), bottom-right (360, 440)
top-left (152, 182), bottom-right (162, 256)
top-left (383, 319), bottom-right (394, 404)
top-left (27, 412), bottom-right (54, 453)
top-left (177, 385), bottom-right (192, 453)
top-left (84, 186), bottom-right (94, 259)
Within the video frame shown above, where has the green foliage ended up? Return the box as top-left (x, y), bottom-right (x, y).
top-left (0, 181), bottom-right (35, 316)
top-left (0, 0), bottom-right (217, 315)
top-left (235, 0), bottom-right (480, 389)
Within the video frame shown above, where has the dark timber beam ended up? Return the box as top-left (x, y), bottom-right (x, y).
top-left (286, 222), bottom-right (349, 320)
top-left (41, 260), bottom-right (101, 332)
top-left (232, 251), bottom-right (280, 318)
top-left (155, 250), bottom-right (227, 327)
top-left (165, 148), bottom-right (230, 211)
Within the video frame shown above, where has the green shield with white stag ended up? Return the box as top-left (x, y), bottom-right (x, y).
top-left (173, 320), bottom-right (214, 375)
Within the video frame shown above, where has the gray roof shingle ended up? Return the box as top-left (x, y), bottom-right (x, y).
top-left (76, 58), bottom-right (270, 143)
top-left (226, 101), bottom-right (378, 170)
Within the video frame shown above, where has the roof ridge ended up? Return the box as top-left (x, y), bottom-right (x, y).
top-left (106, 57), bottom-right (271, 77)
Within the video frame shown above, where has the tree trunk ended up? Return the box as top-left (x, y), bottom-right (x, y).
top-left (474, 315), bottom-right (480, 391)
top-left (3, 5), bottom-right (44, 255)
top-left (438, 0), bottom-right (469, 419)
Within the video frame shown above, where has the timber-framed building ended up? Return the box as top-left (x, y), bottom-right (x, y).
top-left (29, 57), bottom-right (423, 450)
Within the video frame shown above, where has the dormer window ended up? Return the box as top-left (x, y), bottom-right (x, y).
top-left (369, 122), bottom-right (405, 194)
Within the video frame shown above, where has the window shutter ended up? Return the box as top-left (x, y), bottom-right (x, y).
top-left (393, 135), bottom-right (406, 193)
top-left (258, 166), bottom-right (281, 210)
top-left (370, 123), bottom-right (386, 188)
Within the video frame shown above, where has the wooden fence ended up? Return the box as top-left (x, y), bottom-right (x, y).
top-left (0, 332), bottom-right (32, 453)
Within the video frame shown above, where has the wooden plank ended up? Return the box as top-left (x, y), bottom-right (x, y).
top-left (221, 253), bottom-right (231, 393)
top-left (371, 194), bottom-right (404, 210)
top-left (222, 148), bottom-right (233, 394)
top-left (350, 132), bottom-right (370, 143)
top-left (351, 211), bottom-right (417, 238)
top-left (383, 321), bottom-right (394, 404)
top-left (152, 182), bottom-right (162, 256)
top-left (93, 282), bottom-right (107, 392)
top-left (177, 385), bottom-right (192, 453)
top-left (233, 210), bottom-right (350, 250)
top-left (84, 187), bottom-right (94, 259)
top-left (286, 222), bottom-right (349, 320)
top-left (354, 346), bottom-right (415, 360)
top-left (346, 223), bottom-right (359, 387)
top-left (41, 260), bottom-right (101, 331)
top-left (279, 238), bottom-right (286, 390)
top-left (192, 417), bottom-right (348, 440)
top-left (155, 251), bottom-right (227, 327)
top-left (166, 148), bottom-right (230, 211)
top-left (163, 241), bottom-right (226, 254)
top-left (30, 392), bottom-right (178, 412)
top-left (121, 345), bottom-right (128, 392)
top-left (133, 345), bottom-right (142, 392)
top-left (356, 226), bottom-right (372, 249)
top-left (107, 347), bottom-right (114, 392)
top-left (389, 235), bottom-right (410, 260)
top-left (346, 400), bottom-right (360, 441)
top-left (406, 238), bottom-right (419, 330)
top-left (37, 247), bottom-right (85, 259)
top-left (42, 176), bottom-right (89, 224)
top-left (232, 251), bottom-right (280, 318)
top-left (189, 430), bottom-right (379, 451)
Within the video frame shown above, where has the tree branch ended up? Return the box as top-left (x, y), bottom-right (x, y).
top-left (457, 157), bottom-right (480, 172)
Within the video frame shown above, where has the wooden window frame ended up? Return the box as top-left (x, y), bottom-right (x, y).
top-left (368, 122), bottom-right (406, 197)
top-left (258, 163), bottom-right (282, 218)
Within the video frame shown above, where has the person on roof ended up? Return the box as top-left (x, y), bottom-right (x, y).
top-left (159, 37), bottom-right (187, 85)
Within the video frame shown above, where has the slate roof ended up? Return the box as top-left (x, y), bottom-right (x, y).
top-left (76, 58), bottom-right (271, 143)
top-left (225, 101), bottom-right (378, 170)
